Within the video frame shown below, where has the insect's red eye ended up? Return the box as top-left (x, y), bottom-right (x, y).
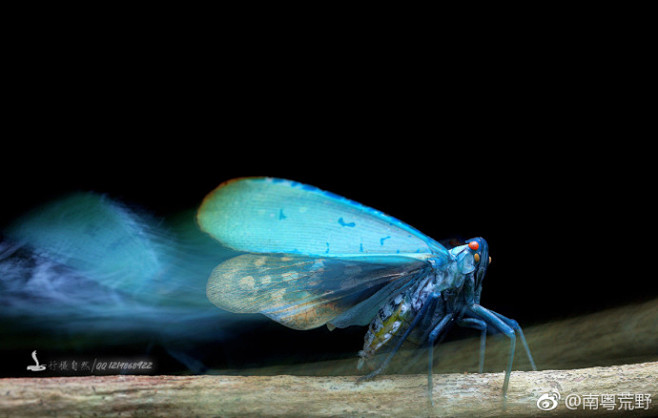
top-left (468, 241), bottom-right (479, 251)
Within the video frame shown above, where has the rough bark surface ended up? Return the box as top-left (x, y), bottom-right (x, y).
top-left (1, 362), bottom-right (657, 417)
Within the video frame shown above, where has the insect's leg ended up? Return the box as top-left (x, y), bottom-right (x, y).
top-left (468, 304), bottom-right (516, 400)
top-left (457, 318), bottom-right (487, 373)
top-left (427, 313), bottom-right (454, 406)
top-left (491, 311), bottom-right (537, 371)
top-left (357, 292), bottom-right (439, 383)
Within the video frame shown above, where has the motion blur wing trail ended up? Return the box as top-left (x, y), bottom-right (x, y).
top-left (0, 193), bottom-right (240, 335)
top-left (207, 253), bottom-right (430, 330)
top-left (4, 193), bottom-right (167, 294)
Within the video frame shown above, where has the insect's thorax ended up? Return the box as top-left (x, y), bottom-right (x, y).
top-left (358, 256), bottom-right (472, 366)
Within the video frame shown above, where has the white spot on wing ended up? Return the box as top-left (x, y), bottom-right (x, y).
top-left (239, 276), bottom-right (255, 289)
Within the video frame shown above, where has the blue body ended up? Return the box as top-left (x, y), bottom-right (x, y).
top-left (198, 177), bottom-right (536, 403)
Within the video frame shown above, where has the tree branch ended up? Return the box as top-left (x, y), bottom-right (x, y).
top-left (1, 362), bottom-right (657, 417)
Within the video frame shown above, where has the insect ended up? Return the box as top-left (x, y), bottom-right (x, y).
top-left (197, 177), bottom-right (536, 403)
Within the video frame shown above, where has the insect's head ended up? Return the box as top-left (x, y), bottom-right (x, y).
top-left (465, 237), bottom-right (490, 290)
top-left (448, 237), bottom-right (490, 289)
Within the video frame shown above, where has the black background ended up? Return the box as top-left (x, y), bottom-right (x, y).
top-left (1, 28), bottom-right (654, 375)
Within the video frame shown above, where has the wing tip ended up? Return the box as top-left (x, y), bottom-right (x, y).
top-left (196, 176), bottom-right (264, 233)
top-left (196, 176), bottom-right (300, 236)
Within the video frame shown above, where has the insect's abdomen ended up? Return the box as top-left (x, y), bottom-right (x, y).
top-left (357, 292), bottom-right (414, 370)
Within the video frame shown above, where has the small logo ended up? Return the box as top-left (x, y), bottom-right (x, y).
top-left (26, 350), bottom-right (46, 372)
top-left (537, 390), bottom-right (560, 411)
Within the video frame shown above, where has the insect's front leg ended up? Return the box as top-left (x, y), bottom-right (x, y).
top-left (490, 311), bottom-right (536, 371)
top-left (466, 304), bottom-right (516, 400)
top-left (456, 318), bottom-right (487, 373)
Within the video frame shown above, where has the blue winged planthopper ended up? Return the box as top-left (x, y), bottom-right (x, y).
top-left (197, 177), bottom-right (536, 404)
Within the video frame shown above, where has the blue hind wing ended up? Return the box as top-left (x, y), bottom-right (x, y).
top-left (197, 177), bottom-right (447, 257)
